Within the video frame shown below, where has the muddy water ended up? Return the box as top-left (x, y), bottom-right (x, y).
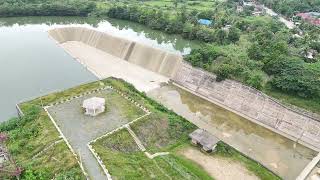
top-left (148, 84), bottom-right (317, 180)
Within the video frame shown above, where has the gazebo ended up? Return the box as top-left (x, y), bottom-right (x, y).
top-left (189, 129), bottom-right (219, 152)
top-left (82, 97), bottom-right (105, 116)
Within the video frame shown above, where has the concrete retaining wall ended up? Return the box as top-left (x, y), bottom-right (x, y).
top-left (48, 27), bottom-right (182, 78)
top-left (173, 63), bottom-right (320, 151)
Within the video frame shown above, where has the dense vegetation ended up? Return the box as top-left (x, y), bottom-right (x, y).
top-left (98, 0), bottom-right (320, 112)
top-left (104, 5), bottom-right (240, 44)
top-left (256, 0), bottom-right (320, 17)
top-left (0, 0), bottom-right (96, 17)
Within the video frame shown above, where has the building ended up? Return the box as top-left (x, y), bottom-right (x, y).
top-left (296, 12), bottom-right (320, 26)
top-left (82, 97), bottom-right (105, 116)
top-left (189, 129), bottom-right (220, 152)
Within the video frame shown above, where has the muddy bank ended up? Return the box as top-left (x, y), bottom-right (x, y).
top-left (148, 85), bottom-right (317, 180)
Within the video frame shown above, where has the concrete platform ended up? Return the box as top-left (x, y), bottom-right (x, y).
top-left (61, 41), bottom-right (169, 92)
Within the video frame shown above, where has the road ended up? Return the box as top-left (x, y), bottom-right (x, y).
top-left (263, 5), bottom-right (295, 29)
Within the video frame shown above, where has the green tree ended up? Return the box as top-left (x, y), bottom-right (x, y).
top-left (228, 27), bottom-right (240, 43)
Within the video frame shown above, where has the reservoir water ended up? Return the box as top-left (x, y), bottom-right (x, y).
top-left (0, 16), bottom-right (201, 121)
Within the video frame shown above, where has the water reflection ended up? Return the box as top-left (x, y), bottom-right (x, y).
top-left (148, 84), bottom-right (317, 180)
top-left (0, 16), bottom-right (201, 121)
top-left (0, 16), bottom-right (202, 54)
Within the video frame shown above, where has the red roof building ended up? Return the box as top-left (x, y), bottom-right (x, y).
top-left (297, 12), bottom-right (320, 26)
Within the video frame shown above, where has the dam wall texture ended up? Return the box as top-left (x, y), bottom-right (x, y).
top-left (48, 27), bottom-right (182, 78)
top-left (173, 63), bottom-right (320, 151)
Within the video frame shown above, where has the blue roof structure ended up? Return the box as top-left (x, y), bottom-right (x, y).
top-left (198, 19), bottom-right (213, 26)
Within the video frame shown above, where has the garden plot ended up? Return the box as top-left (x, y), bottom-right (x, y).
top-left (46, 88), bottom-right (146, 180)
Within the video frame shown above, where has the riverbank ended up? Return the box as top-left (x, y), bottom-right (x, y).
top-left (147, 84), bottom-right (317, 180)
top-left (0, 16), bottom-right (199, 121)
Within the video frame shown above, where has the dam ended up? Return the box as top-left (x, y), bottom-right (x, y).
top-left (48, 27), bottom-right (320, 179)
top-left (48, 27), bottom-right (182, 92)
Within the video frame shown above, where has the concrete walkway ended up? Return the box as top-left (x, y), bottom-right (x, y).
top-left (126, 125), bottom-right (146, 152)
top-left (126, 125), bottom-right (170, 159)
top-left (297, 152), bottom-right (320, 180)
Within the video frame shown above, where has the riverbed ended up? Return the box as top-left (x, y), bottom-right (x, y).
top-left (148, 84), bottom-right (317, 180)
top-left (0, 16), bottom-right (201, 121)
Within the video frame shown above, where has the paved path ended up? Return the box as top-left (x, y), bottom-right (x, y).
top-left (263, 6), bottom-right (295, 29)
top-left (47, 90), bottom-right (140, 180)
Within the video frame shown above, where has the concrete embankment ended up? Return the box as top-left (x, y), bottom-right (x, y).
top-left (48, 27), bottom-right (182, 78)
top-left (173, 63), bottom-right (320, 152)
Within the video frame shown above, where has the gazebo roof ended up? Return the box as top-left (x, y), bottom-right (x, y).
top-left (82, 97), bottom-right (105, 109)
top-left (189, 129), bottom-right (219, 150)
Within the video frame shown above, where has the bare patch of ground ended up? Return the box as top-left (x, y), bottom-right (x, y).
top-left (179, 147), bottom-right (260, 180)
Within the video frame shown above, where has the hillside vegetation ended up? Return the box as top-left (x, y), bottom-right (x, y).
top-left (0, 0), bottom-right (319, 113)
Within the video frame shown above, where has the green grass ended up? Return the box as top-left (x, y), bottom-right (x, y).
top-left (1, 104), bottom-right (85, 179)
top-left (92, 129), bottom-right (213, 180)
top-left (89, 78), bottom-right (280, 180)
top-left (263, 85), bottom-right (320, 114)
top-left (106, 91), bottom-right (146, 120)
top-left (215, 142), bottom-right (281, 180)
top-left (2, 77), bottom-right (282, 179)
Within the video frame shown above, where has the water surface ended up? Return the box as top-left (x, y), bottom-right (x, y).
top-left (0, 16), bottom-right (201, 121)
top-left (148, 84), bottom-right (317, 180)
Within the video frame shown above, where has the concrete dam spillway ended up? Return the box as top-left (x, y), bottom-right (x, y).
top-left (48, 27), bottom-right (182, 78)
top-left (48, 27), bottom-right (320, 152)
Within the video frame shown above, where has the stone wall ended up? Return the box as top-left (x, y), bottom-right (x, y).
top-left (173, 63), bottom-right (320, 151)
top-left (48, 27), bottom-right (182, 78)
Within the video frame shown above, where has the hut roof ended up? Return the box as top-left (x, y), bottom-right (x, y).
top-left (82, 97), bottom-right (105, 109)
top-left (189, 129), bottom-right (219, 150)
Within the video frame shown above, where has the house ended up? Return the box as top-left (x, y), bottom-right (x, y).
top-left (296, 12), bottom-right (320, 26)
top-left (189, 129), bottom-right (220, 152)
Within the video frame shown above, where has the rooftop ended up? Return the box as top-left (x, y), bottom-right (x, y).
top-left (189, 129), bottom-right (219, 150)
top-left (82, 97), bottom-right (105, 109)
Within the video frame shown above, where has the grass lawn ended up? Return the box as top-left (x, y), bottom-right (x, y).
top-left (1, 104), bottom-right (85, 179)
top-left (92, 129), bottom-right (213, 180)
top-left (89, 78), bottom-right (281, 180)
top-left (264, 84), bottom-right (320, 114)
top-left (1, 77), bottom-right (282, 179)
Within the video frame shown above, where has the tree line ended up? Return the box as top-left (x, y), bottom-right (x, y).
top-left (257, 0), bottom-right (320, 17)
top-left (104, 5), bottom-right (240, 44)
top-left (186, 18), bottom-right (320, 98)
top-left (0, 0), bottom-right (96, 17)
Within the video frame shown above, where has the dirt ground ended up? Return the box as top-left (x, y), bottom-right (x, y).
top-left (179, 147), bottom-right (259, 180)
